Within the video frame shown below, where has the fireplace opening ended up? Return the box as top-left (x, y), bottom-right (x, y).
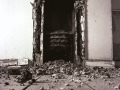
top-left (43, 0), bottom-right (75, 63)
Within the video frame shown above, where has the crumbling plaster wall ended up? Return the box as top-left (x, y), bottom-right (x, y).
top-left (87, 0), bottom-right (113, 60)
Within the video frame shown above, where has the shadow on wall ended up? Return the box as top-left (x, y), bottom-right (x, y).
top-left (112, 11), bottom-right (120, 60)
top-left (114, 61), bottom-right (120, 68)
top-left (85, 0), bottom-right (88, 60)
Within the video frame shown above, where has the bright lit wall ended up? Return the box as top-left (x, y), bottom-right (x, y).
top-left (87, 0), bottom-right (113, 60)
top-left (0, 0), bottom-right (34, 59)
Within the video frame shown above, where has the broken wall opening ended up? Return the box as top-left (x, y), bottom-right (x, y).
top-left (32, 0), bottom-right (86, 66)
top-left (43, 0), bottom-right (74, 62)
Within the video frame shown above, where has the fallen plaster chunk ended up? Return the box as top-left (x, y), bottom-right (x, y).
top-left (114, 84), bottom-right (120, 90)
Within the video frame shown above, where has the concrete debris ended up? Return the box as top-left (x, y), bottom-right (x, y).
top-left (114, 84), bottom-right (120, 90)
top-left (108, 81), bottom-right (113, 85)
top-left (60, 87), bottom-right (64, 89)
top-left (39, 87), bottom-right (44, 90)
top-left (65, 83), bottom-right (70, 86)
top-left (4, 82), bottom-right (9, 85)
top-left (104, 79), bottom-right (107, 81)
top-left (69, 88), bottom-right (74, 90)
top-left (33, 61), bottom-right (120, 82)
top-left (77, 84), bottom-right (82, 87)
top-left (88, 78), bottom-right (91, 81)
top-left (51, 73), bottom-right (65, 79)
top-left (32, 79), bottom-right (36, 82)
top-left (35, 61), bottom-right (81, 75)
top-left (17, 67), bottom-right (32, 83)
top-left (76, 80), bottom-right (82, 83)
top-left (28, 80), bottom-right (33, 84)
top-left (1, 60), bottom-right (120, 90)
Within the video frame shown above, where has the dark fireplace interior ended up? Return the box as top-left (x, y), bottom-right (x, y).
top-left (43, 0), bottom-right (74, 62)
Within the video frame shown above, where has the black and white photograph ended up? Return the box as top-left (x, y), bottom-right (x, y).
top-left (0, 0), bottom-right (120, 90)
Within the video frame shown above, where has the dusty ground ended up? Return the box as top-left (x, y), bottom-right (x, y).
top-left (26, 74), bottom-right (120, 90)
top-left (0, 73), bottom-right (119, 90)
top-left (0, 65), bottom-right (120, 90)
top-left (0, 75), bottom-right (29, 90)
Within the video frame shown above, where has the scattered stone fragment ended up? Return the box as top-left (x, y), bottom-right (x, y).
top-left (28, 80), bottom-right (32, 84)
top-left (20, 83), bottom-right (25, 86)
top-left (77, 84), bottom-right (81, 87)
top-left (80, 82), bottom-right (84, 86)
top-left (88, 78), bottom-right (91, 81)
top-left (13, 75), bottom-right (17, 78)
top-left (46, 86), bottom-right (50, 90)
top-left (4, 82), bottom-right (9, 85)
top-left (52, 74), bottom-right (57, 78)
top-left (52, 73), bottom-right (65, 79)
top-left (1, 61), bottom-right (119, 90)
top-left (50, 86), bottom-right (54, 88)
top-left (60, 87), bottom-right (64, 89)
top-left (114, 84), bottom-right (120, 90)
top-left (106, 73), bottom-right (111, 78)
top-left (104, 79), bottom-right (107, 81)
top-left (54, 79), bottom-right (58, 83)
top-left (32, 79), bottom-right (36, 82)
top-left (74, 79), bottom-right (81, 83)
top-left (46, 79), bottom-right (49, 81)
top-left (65, 83), bottom-right (70, 86)
top-left (39, 87), bottom-right (44, 90)
top-left (2, 75), bottom-right (5, 78)
top-left (69, 88), bottom-right (74, 90)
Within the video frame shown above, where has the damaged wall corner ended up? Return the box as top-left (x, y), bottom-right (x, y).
top-left (31, 0), bottom-right (86, 66)
top-left (31, 0), bottom-right (42, 66)
top-left (74, 0), bottom-right (86, 66)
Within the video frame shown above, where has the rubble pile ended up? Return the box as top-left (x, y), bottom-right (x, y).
top-left (0, 60), bottom-right (120, 90)
top-left (0, 66), bottom-right (32, 84)
top-left (36, 60), bottom-right (120, 79)
top-left (34, 61), bottom-right (120, 90)
top-left (17, 67), bottom-right (32, 83)
top-left (36, 60), bottom-right (81, 75)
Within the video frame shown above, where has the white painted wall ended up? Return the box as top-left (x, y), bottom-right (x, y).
top-left (0, 0), bottom-right (33, 59)
top-left (87, 0), bottom-right (113, 60)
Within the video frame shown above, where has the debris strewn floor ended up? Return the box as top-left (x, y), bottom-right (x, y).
top-left (0, 61), bottom-right (120, 90)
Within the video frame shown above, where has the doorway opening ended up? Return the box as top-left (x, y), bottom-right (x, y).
top-left (43, 0), bottom-right (75, 63)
